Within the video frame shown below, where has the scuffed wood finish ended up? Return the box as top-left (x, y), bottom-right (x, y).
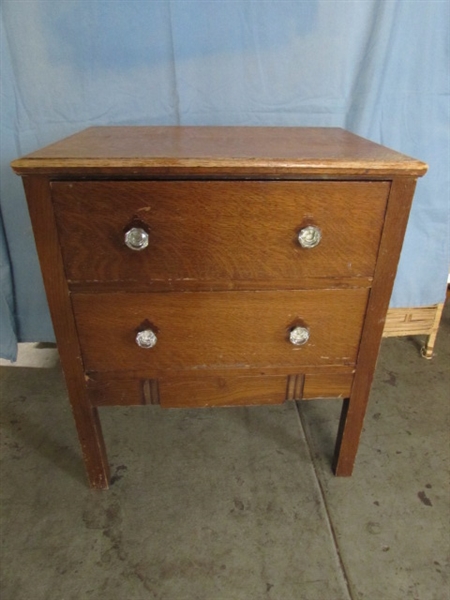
top-left (72, 289), bottom-right (369, 373)
top-left (68, 276), bottom-right (374, 294)
top-left (22, 177), bottom-right (110, 489)
top-left (52, 180), bottom-right (388, 285)
top-left (85, 363), bottom-right (355, 381)
top-left (303, 373), bottom-right (354, 400)
top-left (12, 127), bottom-right (427, 485)
top-left (333, 177), bottom-right (419, 476)
top-left (11, 126), bottom-right (428, 177)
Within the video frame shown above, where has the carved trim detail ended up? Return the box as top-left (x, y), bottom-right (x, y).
top-left (143, 379), bottom-right (160, 405)
top-left (286, 374), bottom-right (304, 401)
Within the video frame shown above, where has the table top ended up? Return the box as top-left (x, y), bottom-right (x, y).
top-left (11, 126), bottom-right (428, 177)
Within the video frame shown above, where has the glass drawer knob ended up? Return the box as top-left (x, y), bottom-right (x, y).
top-left (125, 227), bottom-right (149, 251)
top-left (136, 329), bottom-right (157, 349)
top-left (298, 225), bottom-right (321, 249)
top-left (289, 326), bottom-right (310, 346)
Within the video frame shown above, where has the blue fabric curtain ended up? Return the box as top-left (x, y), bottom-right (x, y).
top-left (1, 0), bottom-right (449, 360)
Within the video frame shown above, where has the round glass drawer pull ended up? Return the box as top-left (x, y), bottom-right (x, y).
top-left (289, 326), bottom-right (310, 346)
top-left (136, 329), bottom-right (157, 348)
top-left (125, 227), bottom-right (149, 251)
top-left (298, 225), bottom-right (321, 249)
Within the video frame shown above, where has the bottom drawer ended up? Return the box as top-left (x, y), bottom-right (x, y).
top-left (86, 371), bottom-right (354, 408)
top-left (73, 289), bottom-right (368, 372)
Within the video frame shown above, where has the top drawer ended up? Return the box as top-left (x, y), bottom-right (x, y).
top-left (51, 180), bottom-right (389, 287)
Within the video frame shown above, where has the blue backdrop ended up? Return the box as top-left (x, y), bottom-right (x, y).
top-left (1, 1), bottom-right (449, 360)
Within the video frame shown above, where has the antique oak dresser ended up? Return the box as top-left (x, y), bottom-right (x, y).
top-left (11, 127), bottom-right (427, 489)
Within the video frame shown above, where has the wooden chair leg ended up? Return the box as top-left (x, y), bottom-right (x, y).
top-left (421, 302), bottom-right (445, 359)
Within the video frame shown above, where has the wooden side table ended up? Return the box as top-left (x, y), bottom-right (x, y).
top-left (11, 127), bottom-right (427, 488)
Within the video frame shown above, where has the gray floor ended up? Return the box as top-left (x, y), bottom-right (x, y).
top-left (1, 305), bottom-right (449, 600)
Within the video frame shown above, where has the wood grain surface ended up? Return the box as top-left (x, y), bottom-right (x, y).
top-left (72, 289), bottom-right (369, 373)
top-left (11, 126), bottom-right (428, 177)
top-left (160, 371), bottom-right (353, 406)
top-left (12, 126), bottom-right (427, 484)
top-left (333, 177), bottom-right (418, 476)
top-left (52, 180), bottom-right (389, 285)
top-left (86, 371), bottom-right (354, 408)
top-left (158, 374), bottom-right (287, 408)
top-left (22, 177), bottom-right (110, 489)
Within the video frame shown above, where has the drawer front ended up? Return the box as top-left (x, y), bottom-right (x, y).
top-left (52, 181), bottom-right (389, 285)
top-left (72, 289), bottom-right (369, 372)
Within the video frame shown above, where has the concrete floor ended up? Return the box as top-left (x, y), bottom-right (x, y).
top-left (1, 305), bottom-right (449, 600)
